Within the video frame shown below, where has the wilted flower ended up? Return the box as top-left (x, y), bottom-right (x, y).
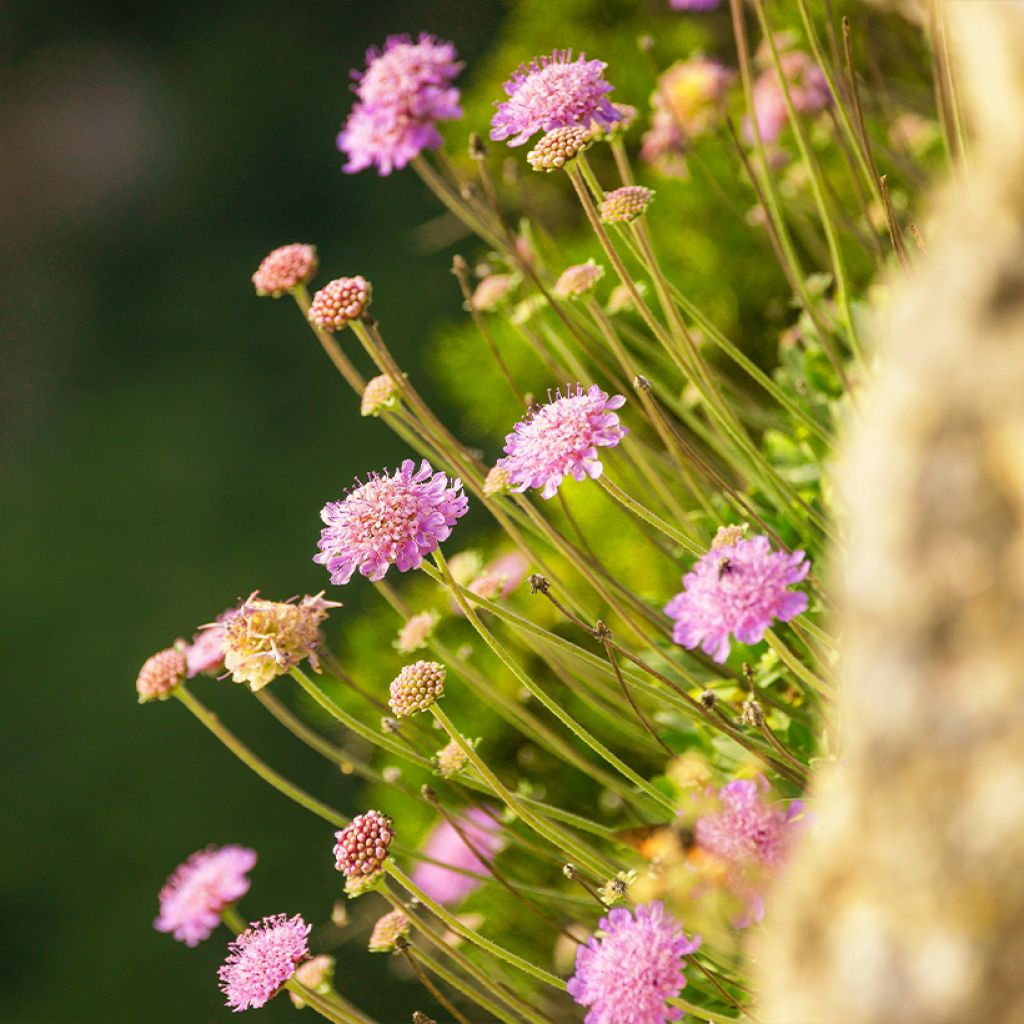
top-left (498, 384), bottom-right (628, 499)
top-left (252, 244), bottom-right (318, 297)
top-left (526, 125), bottom-right (594, 172)
top-left (338, 34), bottom-right (463, 176)
top-left (308, 276), bottom-right (372, 332)
top-left (316, 459), bottom-right (468, 584)
top-left (664, 534), bottom-right (809, 663)
top-left (334, 810), bottom-right (395, 877)
top-left (136, 646), bottom-right (186, 704)
top-left (360, 374), bottom-right (400, 417)
top-left (368, 909), bottom-right (410, 952)
top-left (389, 660), bottom-right (446, 718)
top-left (222, 592), bottom-right (339, 691)
top-left (491, 49), bottom-right (621, 147)
top-left (435, 739), bottom-right (469, 778)
top-left (567, 902), bottom-right (700, 1024)
top-left (746, 50), bottom-right (830, 145)
top-left (470, 273), bottom-right (516, 311)
top-left (218, 914), bottom-right (310, 1012)
top-left (554, 260), bottom-right (605, 299)
top-left (394, 610), bottom-right (440, 654)
top-left (154, 845), bottom-right (257, 947)
top-left (599, 185), bottom-right (655, 224)
top-left (288, 955), bottom-right (336, 1009)
top-left (411, 807), bottom-right (504, 905)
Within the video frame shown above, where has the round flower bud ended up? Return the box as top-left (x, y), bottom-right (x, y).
top-left (136, 646), bottom-right (186, 703)
top-left (252, 244), bottom-right (318, 297)
top-left (435, 739), bottom-right (468, 778)
top-left (289, 955), bottom-right (336, 1008)
top-left (526, 126), bottom-right (593, 172)
top-left (389, 660), bottom-right (446, 718)
top-left (360, 374), bottom-right (400, 417)
top-left (308, 276), bottom-right (372, 331)
top-left (368, 909), bottom-right (410, 953)
top-left (483, 465), bottom-right (511, 496)
top-left (599, 186), bottom-right (655, 225)
top-left (334, 811), bottom-right (395, 877)
top-left (394, 610), bottom-right (440, 654)
top-left (554, 260), bottom-right (605, 300)
top-left (470, 274), bottom-right (516, 312)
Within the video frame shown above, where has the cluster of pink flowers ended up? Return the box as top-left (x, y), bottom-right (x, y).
top-left (497, 384), bottom-right (627, 499)
top-left (218, 914), bottom-right (311, 1011)
top-left (568, 902), bottom-right (701, 1024)
top-left (338, 34), bottom-right (463, 175)
top-left (412, 807), bottom-right (505, 905)
top-left (315, 459), bottom-right (468, 584)
top-left (491, 49), bottom-right (621, 146)
top-left (664, 533), bottom-right (809, 663)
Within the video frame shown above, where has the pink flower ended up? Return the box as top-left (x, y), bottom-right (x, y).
top-left (334, 810), bottom-right (395, 877)
top-left (154, 845), bottom-right (257, 947)
top-left (695, 776), bottom-right (805, 923)
top-left (746, 50), bottom-right (830, 145)
top-left (411, 807), bottom-right (504, 905)
top-left (315, 459), bottom-right (468, 584)
top-left (184, 608), bottom-right (236, 678)
top-left (567, 902), bottom-right (701, 1024)
top-left (491, 50), bottom-right (621, 147)
top-left (670, 0), bottom-right (720, 9)
top-left (307, 276), bottom-right (371, 332)
top-left (497, 384), bottom-right (627, 499)
top-left (218, 914), bottom-right (311, 1012)
top-left (664, 535), bottom-right (809, 663)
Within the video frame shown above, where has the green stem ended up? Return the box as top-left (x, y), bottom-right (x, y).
top-left (598, 474), bottom-right (702, 554)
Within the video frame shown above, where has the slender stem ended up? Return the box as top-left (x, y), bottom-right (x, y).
top-left (293, 286), bottom-right (366, 393)
top-left (397, 942), bottom-right (475, 1024)
top-left (598, 474), bottom-right (701, 553)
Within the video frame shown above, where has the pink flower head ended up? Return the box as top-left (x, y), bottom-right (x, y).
top-left (218, 913), bottom-right (311, 1012)
top-left (334, 810), bottom-right (395, 877)
top-left (252, 244), bottom-right (317, 297)
top-left (184, 608), bottom-right (237, 678)
top-left (746, 50), bottom-right (830, 145)
top-left (497, 384), bottom-right (627, 499)
top-left (315, 459), bottom-right (468, 584)
top-left (695, 776), bottom-right (805, 923)
top-left (491, 49), bottom-right (621, 147)
top-left (411, 807), bottom-right (504, 905)
top-left (136, 646), bottom-right (186, 703)
top-left (154, 845), bottom-right (257, 947)
top-left (567, 901), bottom-right (701, 1024)
top-left (670, 0), bottom-right (721, 9)
top-left (664, 534), bottom-right (809, 663)
top-left (338, 34), bottom-right (462, 176)
top-left (307, 276), bottom-right (371, 332)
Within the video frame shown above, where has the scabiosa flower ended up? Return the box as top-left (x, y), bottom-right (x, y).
top-left (664, 534), bottom-right (809, 663)
top-left (394, 609), bottom-right (440, 654)
top-left (307, 276), bottom-right (372, 332)
top-left (368, 909), bottom-right (410, 952)
top-left (288, 955), bottom-right (336, 1009)
top-left (526, 125), bottom-right (594, 172)
top-left (470, 273), bottom-right (516, 312)
top-left (600, 185), bottom-right (655, 224)
top-left (568, 902), bottom-right (700, 1024)
top-left (184, 608), bottom-right (237, 678)
top-left (222, 592), bottom-right (339, 692)
top-left (154, 845), bottom-right (257, 947)
top-left (334, 810), bottom-right (395, 877)
top-left (497, 384), bottom-right (628, 500)
top-left (389, 660), bottom-right (446, 718)
top-left (252, 244), bottom-right (318, 298)
top-left (492, 50), bottom-right (621, 147)
top-left (411, 807), bottom-right (504, 905)
top-left (136, 646), bottom-right (186, 703)
top-left (338, 34), bottom-right (463, 176)
top-left (360, 374), bottom-right (400, 417)
top-left (315, 459), bottom-right (468, 584)
top-left (554, 260), bottom-right (605, 300)
top-left (435, 739), bottom-right (468, 778)
top-left (670, 0), bottom-right (721, 9)
top-left (746, 50), bottom-right (830, 145)
top-left (482, 465), bottom-right (511, 496)
top-left (218, 914), bottom-right (311, 1012)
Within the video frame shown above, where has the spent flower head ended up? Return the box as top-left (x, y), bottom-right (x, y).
top-left (664, 534), bottom-right (809, 663)
top-left (491, 49), bottom-right (620, 147)
top-left (568, 901), bottom-right (700, 1024)
top-left (252, 244), bottom-right (318, 297)
top-left (316, 459), bottom-right (468, 585)
top-left (497, 384), bottom-right (628, 499)
top-left (526, 125), bottom-right (593, 172)
top-left (222, 592), bottom-right (339, 691)
top-left (154, 845), bottom-right (257, 947)
top-left (308, 276), bottom-right (372, 332)
top-left (334, 810), bottom-right (395, 877)
top-left (388, 660), bottom-right (446, 718)
top-left (218, 914), bottom-right (311, 1012)
top-left (554, 260), bottom-right (605, 299)
top-left (136, 646), bottom-right (186, 704)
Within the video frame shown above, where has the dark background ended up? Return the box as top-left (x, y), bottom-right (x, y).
top-left (1, 2), bottom-right (505, 1020)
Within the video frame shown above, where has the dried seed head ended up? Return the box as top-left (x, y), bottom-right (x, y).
top-left (389, 660), bottom-right (446, 718)
top-left (526, 125), bottom-right (593, 172)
